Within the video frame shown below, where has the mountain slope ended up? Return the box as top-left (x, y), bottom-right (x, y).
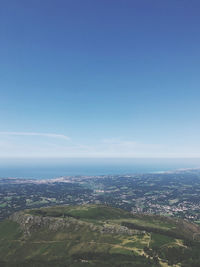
top-left (1, 204), bottom-right (200, 267)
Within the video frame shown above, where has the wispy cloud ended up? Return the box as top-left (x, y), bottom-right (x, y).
top-left (0, 134), bottom-right (199, 158)
top-left (0, 132), bottom-right (70, 140)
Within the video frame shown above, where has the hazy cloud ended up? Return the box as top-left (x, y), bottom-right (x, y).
top-left (0, 132), bottom-right (70, 140)
top-left (0, 133), bottom-right (199, 158)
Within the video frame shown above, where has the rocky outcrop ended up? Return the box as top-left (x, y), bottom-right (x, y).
top-left (10, 211), bottom-right (87, 237)
top-left (101, 224), bottom-right (135, 236)
top-left (10, 211), bottom-right (135, 238)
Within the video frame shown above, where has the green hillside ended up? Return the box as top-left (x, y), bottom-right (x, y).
top-left (0, 204), bottom-right (200, 267)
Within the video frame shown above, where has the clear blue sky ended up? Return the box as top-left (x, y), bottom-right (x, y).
top-left (1, 0), bottom-right (200, 158)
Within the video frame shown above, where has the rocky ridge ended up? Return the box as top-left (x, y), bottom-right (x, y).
top-left (10, 211), bottom-right (135, 237)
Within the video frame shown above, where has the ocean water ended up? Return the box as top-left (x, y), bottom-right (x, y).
top-left (0, 158), bottom-right (200, 179)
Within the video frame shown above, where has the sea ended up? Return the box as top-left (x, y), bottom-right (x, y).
top-left (0, 158), bottom-right (200, 180)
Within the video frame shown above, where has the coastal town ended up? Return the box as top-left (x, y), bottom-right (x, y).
top-left (1, 169), bottom-right (200, 224)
